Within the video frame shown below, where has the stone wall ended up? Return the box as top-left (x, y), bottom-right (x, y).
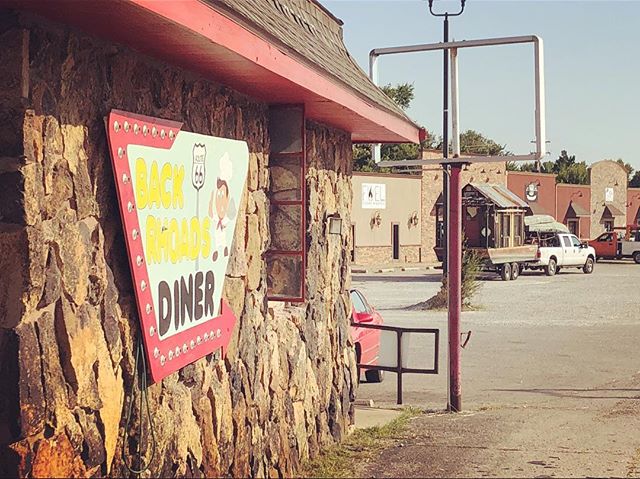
top-left (0, 13), bottom-right (355, 477)
top-left (589, 160), bottom-right (628, 238)
top-left (354, 245), bottom-right (422, 265)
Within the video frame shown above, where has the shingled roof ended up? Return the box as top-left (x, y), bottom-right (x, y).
top-left (210, 0), bottom-right (411, 124)
top-left (12, 0), bottom-right (420, 142)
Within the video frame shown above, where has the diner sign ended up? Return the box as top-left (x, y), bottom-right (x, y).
top-left (106, 110), bottom-right (248, 382)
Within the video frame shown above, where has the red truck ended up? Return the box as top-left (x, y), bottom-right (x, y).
top-left (588, 226), bottom-right (640, 264)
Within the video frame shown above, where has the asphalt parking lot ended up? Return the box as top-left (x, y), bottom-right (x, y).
top-left (353, 261), bottom-right (640, 477)
top-left (354, 260), bottom-right (640, 407)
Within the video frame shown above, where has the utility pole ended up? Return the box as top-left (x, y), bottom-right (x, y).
top-left (428, 0), bottom-right (466, 412)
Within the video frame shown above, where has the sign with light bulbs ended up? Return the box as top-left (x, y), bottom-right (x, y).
top-left (106, 110), bottom-right (248, 382)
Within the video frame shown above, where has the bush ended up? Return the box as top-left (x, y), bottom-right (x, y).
top-left (408, 248), bottom-right (483, 311)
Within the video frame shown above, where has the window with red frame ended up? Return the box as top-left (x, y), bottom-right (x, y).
top-left (266, 106), bottom-right (306, 302)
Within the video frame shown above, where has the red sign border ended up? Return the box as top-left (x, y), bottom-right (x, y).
top-left (106, 109), bottom-right (237, 383)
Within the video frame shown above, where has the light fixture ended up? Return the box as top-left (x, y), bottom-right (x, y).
top-left (370, 211), bottom-right (382, 229)
top-left (409, 211), bottom-right (419, 227)
top-left (327, 213), bottom-right (342, 235)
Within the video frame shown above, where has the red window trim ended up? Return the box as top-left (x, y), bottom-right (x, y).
top-left (267, 105), bottom-right (306, 303)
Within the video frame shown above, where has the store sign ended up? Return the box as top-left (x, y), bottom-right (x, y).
top-left (107, 110), bottom-right (248, 382)
top-left (525, 182), bottom-right (538, 202)
top-left (362, 183), bottom-right (386, 209)
top-left (605, 187), bottom-right (614, 202)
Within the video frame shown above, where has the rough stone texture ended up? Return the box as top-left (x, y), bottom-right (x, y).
top-left (354, 245), bottom-right (422, 265)
top-left (589, 160), bottom-right (628, 238)
top-left (420, 153), bottom-right (507, 263)
top-left (0, 14), bottom-right (356, 478)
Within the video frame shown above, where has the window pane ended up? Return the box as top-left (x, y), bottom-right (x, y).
top-left (266, 255), bottom-right (303, 298)
top-left (269, 107), bottom-right (303, 153)
top-left (571, 235), bottom-right (581, 247)
top-left (270, 156), bottom-right (302, 201)
top-left (350, 291), bottom-right (367, 313)
top-left (270, 204), bottom-right (302, 251)
top-left (562, 237), bottom-right (572, 247)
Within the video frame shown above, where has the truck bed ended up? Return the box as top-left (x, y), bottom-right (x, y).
top-left (469, 245), bottom-right (539, 266)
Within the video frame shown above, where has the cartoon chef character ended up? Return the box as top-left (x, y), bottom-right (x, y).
top-left (209, 153), bottom-right (236, 261)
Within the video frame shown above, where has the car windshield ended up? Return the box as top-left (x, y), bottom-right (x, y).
top-left (350, 290), bottom-right (368, 313)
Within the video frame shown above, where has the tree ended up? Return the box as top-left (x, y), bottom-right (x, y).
top-left (551, 150), bottom-right (589, 184)
top-left (459, 130), bottom-right (509, 156)
top-left (612, 158), bottom-right (634, 181)
top-left (630, 171), bottom-right (640, 188)
top-left (511, 150), bottom-right (589, 184)
top-left (353, 83), bottom-right (421, 172)
top-left (381, 84), bottom-right (414, 110)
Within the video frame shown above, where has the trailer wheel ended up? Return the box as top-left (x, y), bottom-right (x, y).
top-left (510, 262), bottom-right (520, 280)
top-left (583, 257), bottom-right (594, 274)
top-left (634, 252), bottom-right (640, 264)
top-left (545, 258), bottom-right (557, 276)
top-left (500, 263), bottom-right (512, 281)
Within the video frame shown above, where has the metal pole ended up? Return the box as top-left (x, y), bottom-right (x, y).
top-left (450, 48), bottom-right (460, 157)
top-left (442, 14), bottom-right (449, 276)
top-left (397, 331), bottom-right (403, 405)
top-left (369, 53), bottom-right (382, 164)
top-left (448, 162), bottom-right (463, 412)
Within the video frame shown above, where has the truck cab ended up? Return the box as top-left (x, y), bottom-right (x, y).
top-left (589, 226), bottom-right (640, 263)
top-left (589, 231), bottom-right (619, 259)
top-left (536, 233), bottom-right (596, 276)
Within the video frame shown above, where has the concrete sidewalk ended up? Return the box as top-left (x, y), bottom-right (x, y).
top-left (351, 262), bottom-right (441, 274)
top-left (353, 405), bottom-right (405, 430)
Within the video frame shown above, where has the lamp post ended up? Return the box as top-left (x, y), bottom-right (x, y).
top-left (428, 0), bottom-right (465, 277)
top-left (428, 0), bottom-right (465, 413)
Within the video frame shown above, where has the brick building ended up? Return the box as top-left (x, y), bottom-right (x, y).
top-left (353, 158), bottom-right (638, 265)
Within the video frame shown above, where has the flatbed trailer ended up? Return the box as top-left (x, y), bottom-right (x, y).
top-left (470, 244), bottom-right (540, 281)
top-left (442, 183), bottom-right (540, 281)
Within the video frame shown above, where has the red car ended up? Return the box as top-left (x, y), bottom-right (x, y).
top-left (350, 289), bottom-right (384, 383)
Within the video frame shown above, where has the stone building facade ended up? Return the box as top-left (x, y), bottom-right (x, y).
top-left (0, 2), bottom-right (419, 477)
top-left (351, 173), bottom-right (422, 264)
top-left (588, 160), bottom-right (629, 238)
top-left (354, 157), bottom-right (639, 265)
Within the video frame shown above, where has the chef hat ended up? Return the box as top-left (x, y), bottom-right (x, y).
top-left (218, 153), bottom-right (232, 183)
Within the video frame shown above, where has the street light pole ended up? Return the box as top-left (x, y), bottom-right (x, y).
top-left (428, 0), bottom-right (465, 276)
top-left (428, 0), bottom-right (466, 413)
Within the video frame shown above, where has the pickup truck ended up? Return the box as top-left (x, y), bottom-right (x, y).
top-left (588, 227), bottom-right (640, 264)
top-left (531, 233), bottom-right (596, 276)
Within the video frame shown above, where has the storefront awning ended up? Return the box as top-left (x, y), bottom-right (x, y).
top-left (527, 202), bottom-right (550, 216)
top-left (468, 183), bottom-right (529, 209)
top-left (566, 201), bottom-right (590, 218)
top-left (603, 203), bottom-right (625, 217)
top-left (10, 0), bottom-right (421, 144)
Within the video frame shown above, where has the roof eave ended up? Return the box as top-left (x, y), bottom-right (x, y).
top-left (8, 0), bottom-right (420, 144)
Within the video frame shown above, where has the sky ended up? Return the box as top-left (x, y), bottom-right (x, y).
top-left (323, 0), bottom-right (640, 169)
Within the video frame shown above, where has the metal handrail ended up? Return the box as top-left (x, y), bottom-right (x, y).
top-left (353, 322), bottom-right (439, 405)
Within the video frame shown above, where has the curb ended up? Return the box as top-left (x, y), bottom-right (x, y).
top-left (353, 399), bottom-right (375, 407)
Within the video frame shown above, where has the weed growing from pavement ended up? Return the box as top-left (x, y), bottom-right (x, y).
top-left (300, 407), bottom-right (423, 478)
top-left (407, 246), bottom-right (483, 311)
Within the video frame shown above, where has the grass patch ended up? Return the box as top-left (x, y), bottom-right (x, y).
top-left (301, 407), bottom-right (422, 478)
